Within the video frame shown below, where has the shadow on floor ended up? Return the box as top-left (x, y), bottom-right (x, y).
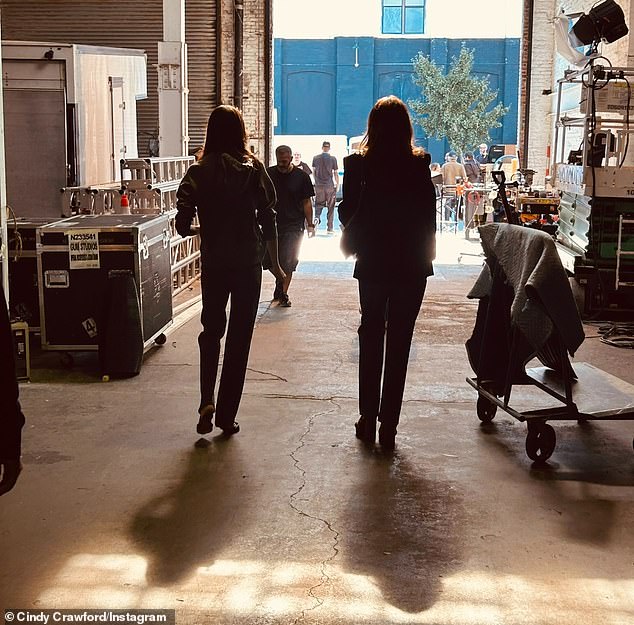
top-left (479, 420), bottom-right (634, 546)
top-left (130, 437), bottom-right (252, 586)
top-left (341, 449), bottom-right (464, 613)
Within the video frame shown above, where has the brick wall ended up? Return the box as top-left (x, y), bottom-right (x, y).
top-left (242, 0), bottom-right (268, 159)
top-left (219, 0), bottom-right (236, 106)
top-left (217, 0), bottom-right (269, 160)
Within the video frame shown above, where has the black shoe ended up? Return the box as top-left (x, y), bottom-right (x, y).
top-left (196, 404), bottom-right (215, 435)
top-left (279, 293), bottom-right (292, 307)
top-left (355, 416), bottom-right (376, 444)
top-left (217, 421), bottom-right (240, 437)
top-left (378, 423), bottom-right (397, 451)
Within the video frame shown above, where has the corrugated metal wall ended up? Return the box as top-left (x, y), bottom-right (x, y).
top-left (0, 0), bottom-right (216, 155)
top-left (186, 1), bottom-right (216, 149)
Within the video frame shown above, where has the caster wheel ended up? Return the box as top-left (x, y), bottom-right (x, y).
top-left (526, 423), bottom-right (556, 462)
top-left (154, 333), bottom-right (167, 346)
top-left (59, 352), bottom-right (74, 368)
top-left (477, 395), bottom-right (497, 423)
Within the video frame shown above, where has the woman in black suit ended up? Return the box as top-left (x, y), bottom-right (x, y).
top-left (339, 96), bottom-right (437, 451)
top-left (176, 106), bottom-right (285, 437)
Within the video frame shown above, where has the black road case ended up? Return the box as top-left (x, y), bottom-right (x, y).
top-left (37, 214), bottom-right (173, 351)
top-left (7, 217), bottom-right (65, 331)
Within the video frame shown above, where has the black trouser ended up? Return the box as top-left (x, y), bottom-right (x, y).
top-left (357, 278), bottom-right (427, 428)
top-left (198, 262), bottom-right (262, 427)
top-left (0, 282), bottom-right (25, 462)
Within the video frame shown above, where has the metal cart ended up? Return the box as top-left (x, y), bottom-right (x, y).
top-left (466, 223), bottom-right (634, 463)
top-left (466, 330), bottom-right (634, 462)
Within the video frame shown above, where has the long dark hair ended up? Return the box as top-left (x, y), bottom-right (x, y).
top-left (360, 95), bottom-right (423, 160)
top-left (202, 105), bottom-right (254, 161)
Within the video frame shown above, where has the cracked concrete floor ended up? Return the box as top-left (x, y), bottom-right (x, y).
top-left (1, 240), bottom-right (634, 624)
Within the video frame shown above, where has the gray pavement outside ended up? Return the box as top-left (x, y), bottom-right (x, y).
top-left (1, 232), bottom-right (634, 625)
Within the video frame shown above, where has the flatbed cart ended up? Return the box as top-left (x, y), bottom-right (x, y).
top-left (465, 223), bottom-right (634, 463)
top-left (466, 334), bottom-right (634, 463)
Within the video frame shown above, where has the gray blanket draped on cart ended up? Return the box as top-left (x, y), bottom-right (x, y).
top-left (468, 223), bottom-right (585, 355)
top-left (466, 224), bottom-right (585, 390)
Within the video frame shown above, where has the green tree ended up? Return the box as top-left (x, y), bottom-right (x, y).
top-left (409, 47), bottom-right (509, 159)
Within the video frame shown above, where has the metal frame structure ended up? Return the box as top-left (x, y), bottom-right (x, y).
top-left (60, 157), bottom-right (200, 297)
top-left (551, 63), bottom-right (634, 313)
top-left (552, 64), bottom-right (634, 199)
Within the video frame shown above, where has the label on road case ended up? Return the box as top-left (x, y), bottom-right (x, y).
top-left (67, 230), bottom-right (100, 269)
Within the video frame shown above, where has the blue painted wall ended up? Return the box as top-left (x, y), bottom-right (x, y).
top-left (274, 37), bottom-right (520, 163)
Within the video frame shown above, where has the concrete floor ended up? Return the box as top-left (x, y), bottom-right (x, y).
top-left (1, 232), bottom-right (634, 624)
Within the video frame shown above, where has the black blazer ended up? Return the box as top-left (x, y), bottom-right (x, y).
top-left (339, 152), bottom-right (437, 283)
top-left (176, 153), bottom-right (278, 268)
top-left (0, 282), bottom-right (25, 462)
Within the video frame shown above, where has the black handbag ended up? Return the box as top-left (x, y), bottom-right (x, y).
top-left (340, 169), bottom-right (367, 259)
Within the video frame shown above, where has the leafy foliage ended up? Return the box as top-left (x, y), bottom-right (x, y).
top-left (409, 47), bottom-right (509, 158)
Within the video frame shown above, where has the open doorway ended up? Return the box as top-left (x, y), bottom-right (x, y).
top-left (272, 0), bottom-right (523, 268)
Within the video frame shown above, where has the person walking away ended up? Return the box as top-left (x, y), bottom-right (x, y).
top-left (441, 151), bottom-right (466, 185)
top-left (265, 145), bottom-right (315, 307)
top-left (441, 151), bottom-right (467, 222)
top-left (339, 95), bottom-right (437, 451)
top-left (176, 105), bottom-right (285, 437)
top-left (0, 281), bottom-right (25, 496)
top-left (463, 152), bottom-right (486, 228)
top-left (312, 141), bottom-right (339, 233)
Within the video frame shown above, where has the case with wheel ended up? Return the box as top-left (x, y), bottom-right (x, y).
top-left (37, 214), bottom-right (173, 353)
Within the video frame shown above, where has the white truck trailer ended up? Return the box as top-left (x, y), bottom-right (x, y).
top-left (2, 41), bottom-right (147, 219)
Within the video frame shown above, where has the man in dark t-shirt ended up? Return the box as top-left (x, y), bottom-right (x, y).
top-left (266, 145), bottom-right (315, 307)
top-left (312, 141), bottom-right (339, 233)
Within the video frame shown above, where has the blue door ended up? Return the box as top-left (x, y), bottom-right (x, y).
top-left (285, 71), bottom-right (335, 134)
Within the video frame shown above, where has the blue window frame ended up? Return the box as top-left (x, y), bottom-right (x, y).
top-left (382, 0), bottom-right (425, 35)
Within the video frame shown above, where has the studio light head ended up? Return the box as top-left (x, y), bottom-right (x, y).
top-left (569, 0), bottom-right (628, 47)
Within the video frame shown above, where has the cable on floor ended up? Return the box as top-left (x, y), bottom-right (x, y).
top-left (586, 321), bottom-right (634, 349)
